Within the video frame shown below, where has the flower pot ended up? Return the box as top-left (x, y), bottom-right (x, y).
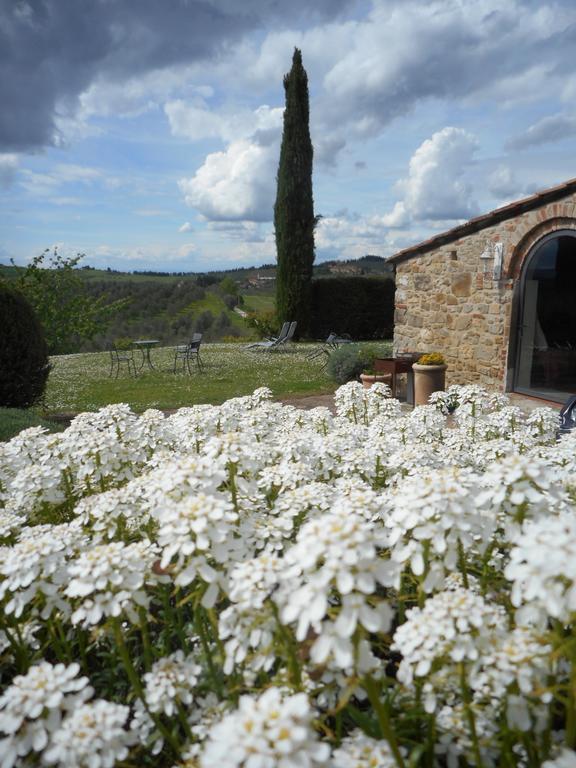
top-left (412, 364), bottom-right (447, 406)
top-left (359, 373), bottom-right (392, 390)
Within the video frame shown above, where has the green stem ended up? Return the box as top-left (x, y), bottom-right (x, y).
top-left (457, 540), bottom-right (469, 589)
top-left (271, 602), bottom-right (302, 689)
top-left (566, 657), bottom-right (576, 749)
top-left (363, 676), bottom-right (405, 768)
top-left (113, 620), bottom-right (182, 759)
top-left (139, 608), bottom-right (153, 670)
top-left (195, 607), bottom-right (223, 697)
top-left (459, 662), bottom-right (484, 768)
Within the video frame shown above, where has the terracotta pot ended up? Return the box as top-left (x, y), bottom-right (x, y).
top-left (412, 363), bottom-right (447, 405)
top-left (359, 373), bottom-right (392, 390)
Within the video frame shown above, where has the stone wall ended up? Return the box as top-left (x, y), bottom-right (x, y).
top-left (392, 194), bottom-right (576, 390)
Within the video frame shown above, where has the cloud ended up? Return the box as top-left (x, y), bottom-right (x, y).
top-left (0, 154), bottom-right (18, 187)
top-left (0, 0), bottom-right (355, 152)
top-left (315, 0), bottom-right (576, 139)
top-left (382, 127), bottom-right (479, 227)
top-left (488, 166), bottom-right (524, 199)
top-left (506, 113), bottom-right (576, 150)
top-left (165, 101), bottom-right (283, 144)
top-left (178, 123), bottom-right (281, 221)
top-left (179, 222), bottom-right (194, 233)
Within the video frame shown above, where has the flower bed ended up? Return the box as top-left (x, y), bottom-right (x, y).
top-left (0, 382), bottom-right (575, 767)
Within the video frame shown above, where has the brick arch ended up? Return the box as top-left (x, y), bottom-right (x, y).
top-left (507, 217), bottom-right (576, 280)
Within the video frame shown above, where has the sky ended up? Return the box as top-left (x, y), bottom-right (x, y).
top-left (2, 0), bottom-right (576, 273)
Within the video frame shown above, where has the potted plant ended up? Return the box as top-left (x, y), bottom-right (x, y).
top-left (412, 352), bottom-right (447, 406)
top-left (359, 364), bottom-right (392, 390)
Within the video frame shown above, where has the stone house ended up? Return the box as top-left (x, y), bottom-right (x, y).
top-left (387, 178), bottom-right (576, 404)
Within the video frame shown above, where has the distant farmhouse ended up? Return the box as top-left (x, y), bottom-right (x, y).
top-left (387, 178), bottom-right (576, 404)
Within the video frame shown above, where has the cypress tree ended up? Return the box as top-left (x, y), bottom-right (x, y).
top-left (274, 48), bottom-right (316, 337)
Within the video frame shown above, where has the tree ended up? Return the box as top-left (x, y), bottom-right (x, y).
top-left (6, 248), bottom-right (129, 354)
top-left (0, 283), bottom-right (51, 408)
top-left (274, 48), bottom-right (317, 337)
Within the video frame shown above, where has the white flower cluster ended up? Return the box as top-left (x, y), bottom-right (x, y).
top-left (0, 383), bottom-right (573, 766)
top-left (0, 661), bottom-right (133, 768)
top-left (199, 688), bottom-right (330, 768)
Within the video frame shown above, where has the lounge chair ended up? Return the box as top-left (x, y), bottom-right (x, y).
top-left (307, 332), bottom-right (353, 365)
top-left (246, 321), bottom-right (293, 350)
top-left (173, 333), bottom-right (204, 374)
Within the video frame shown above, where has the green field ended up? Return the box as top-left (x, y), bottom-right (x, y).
top-left (41, 341), bottom-right (390, 416)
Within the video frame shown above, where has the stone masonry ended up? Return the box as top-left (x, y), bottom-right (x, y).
top-left (389, 184), bottom-right (576, 391)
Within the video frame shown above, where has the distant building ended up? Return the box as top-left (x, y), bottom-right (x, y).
top-left (388, 178), bottom-right (576, 404)
top-left (329, 262), bottom-right (364, 275)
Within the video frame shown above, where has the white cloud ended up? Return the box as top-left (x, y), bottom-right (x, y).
top-left (382, 127), bottom-right (479, 227)
top-left (0, 153), bottom-right (18, 187)
top-left (165, 101), bottom-right (283, 144)
top-left (179, 222), bottom-right (193, 233)
top-left (506, 113), bottom-right (576, 150)
top-left (178, 131), bottom-right (280, 222)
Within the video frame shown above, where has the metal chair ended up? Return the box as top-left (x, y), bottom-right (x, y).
top-left (109, 345), bottom-right (138, 378)
top-left (173, 333), bottom-right (204, 374)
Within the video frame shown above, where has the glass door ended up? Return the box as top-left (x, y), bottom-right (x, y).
top-left (514, 231), bottom-right (576, 403)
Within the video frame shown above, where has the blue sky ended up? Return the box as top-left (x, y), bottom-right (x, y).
top-left (2, 0), bottom-right (576, 272)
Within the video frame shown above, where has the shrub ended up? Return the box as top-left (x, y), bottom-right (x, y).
top-left (244, 310), bottom-right (278, 339)
top-left (327, 344), bottom-right (378, 384)
top-left (309, 277), bottom-right (395, 340)
top-left (0, 283), bottom-right (51, 408)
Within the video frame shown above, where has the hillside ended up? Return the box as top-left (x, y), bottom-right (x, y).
top-left (0, 255), bottom-right (393, 351)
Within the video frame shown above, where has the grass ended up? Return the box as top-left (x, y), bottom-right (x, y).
top-left (44, 341), bottom-right (392, 415)
top-left (0, 408), bottom-right (66, 442)
top-left (0, 341), bottom-right (392, 441)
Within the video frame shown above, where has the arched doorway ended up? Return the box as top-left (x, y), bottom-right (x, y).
top-left (514, 230), bottom-right (576, 402)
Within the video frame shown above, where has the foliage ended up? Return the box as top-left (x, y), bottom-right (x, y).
top-left (244, 310), bottom-right (279, 339)
top-left (417, 352), bottom-right (446, 365)
top-left (274, 48), bottom-right (316, 337)
top-left (6, 249), bottom-right (130, 354)
top-left (0, 283), bottom-right (51, 408)
top-left (0, 385), bottom-right (570, 767)
top-left (219, 276), bottom-right (239, 296)
top-left (310, 276), bottom-right (395, 340)
top-left (326, 343), bottom-right (380, 384)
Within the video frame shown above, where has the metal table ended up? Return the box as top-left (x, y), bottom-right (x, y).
top-left (374, 355), bottom-right (421, 404)
top-left (133, 339), bottom-right (160, 371)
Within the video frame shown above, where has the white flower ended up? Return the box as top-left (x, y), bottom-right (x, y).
top-left (65, 539), bottom-right (159, 626)
top-left (0, 662), bottom-right (92, 767)
top-left (332, 730), bottom-right (402, 767)
top-left (542, 749), bottom-right (576, 768)
top-left (143, 651), bottom-right (202, 716)
top-left (392, 587), bottom-right (506, 689)
top-left (43, 699), bottom-right (134, 767)
top-left (0, 523), bottom-right (85, 619)
top-left (505, 512), bottom-right (576, 624)
top-left (199, 688), bottom-right (330, 768)
top-left (156, 492), bottom-right (237, 596)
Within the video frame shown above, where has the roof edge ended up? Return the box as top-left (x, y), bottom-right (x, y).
top-left (388, 177), bottom-right (576, 265)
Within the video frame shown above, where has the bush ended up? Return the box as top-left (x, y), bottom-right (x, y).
top-left (309, 277), bottom-right (395, 340)
top-left (0, 284), bottom-right (51, 408)
top-left (326, 344), bottom-right (377, 384)
top-left (244, 310), bottom-right (279, 339)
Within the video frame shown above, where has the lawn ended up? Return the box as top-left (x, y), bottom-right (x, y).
top-left (43, 341), bottom-right (393, 415)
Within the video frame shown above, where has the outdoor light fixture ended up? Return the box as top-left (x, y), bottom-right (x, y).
top-left (479, 241), bottom-right (504, 280)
